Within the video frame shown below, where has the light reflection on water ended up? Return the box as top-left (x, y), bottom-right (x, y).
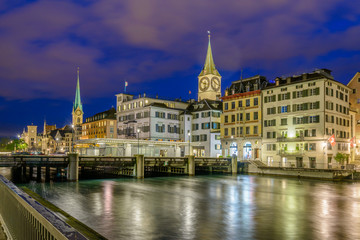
top-left (18, 175), bottom-right (360, 240)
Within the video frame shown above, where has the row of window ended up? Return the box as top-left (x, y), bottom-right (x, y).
top-left (325, 115), bottom-right (350, 126)
top-left (224, 97), bottom-right (259, 110)
top-left (192, 134), bottom-right (208, 142)
top-left (192, 122), bottom-right (220, 130)
top-left (224, 112), bottom-right (259, 123)
top-left (155, 124), bottom-right (180, 133)
top-left (193, 111), bottom-right (221, 119)
top-left (224, 126), bottom-right (259, 136)
top-left (325, 87), bottom-right (348, 102)
top-left (264, 88), bottom-right (320, 103)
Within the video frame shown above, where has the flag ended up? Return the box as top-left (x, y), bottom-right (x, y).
top-left (350, 137), bottom-right (356, 148)
top-left (328, 134), bottom-right (336, 147)
top-left (124, 81), bottom-right (128, 93)
top-left (189, 90), bottom-right (191, 94)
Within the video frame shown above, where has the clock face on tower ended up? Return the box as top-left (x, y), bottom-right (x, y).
top-left (211, 77), bottom-right (220, 91)
top-left (76, 109), bottom-right (82, 116)
top-left (199, 77), bottom-right (210, 91)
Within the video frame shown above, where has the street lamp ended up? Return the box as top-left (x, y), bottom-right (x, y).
top-left (188, 132), bottom-right (191, 155)
top-left (137, 128), bottom-right (140, 154)
top-left (71, 124), bottom-right (75, 152)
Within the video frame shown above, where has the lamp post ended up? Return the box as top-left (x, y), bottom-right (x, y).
top-left (71, 124), bottom-right (74, 152)
top-left (137, 128), bottom-right (140, 154)
top-left (188, 132), bottom-right (191, 155)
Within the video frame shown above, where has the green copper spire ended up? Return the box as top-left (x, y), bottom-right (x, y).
top-left (73, 67), bottom-right (83, 112)
top-left (199, 31), bottom-right (220, 77)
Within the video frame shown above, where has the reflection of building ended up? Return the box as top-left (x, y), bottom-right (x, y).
top-left (81, 108), bottom-right (117, 139)
top-left (262, 69), bottom-right (351, 168)
top-left (221, 75), bottom-right (267, 160)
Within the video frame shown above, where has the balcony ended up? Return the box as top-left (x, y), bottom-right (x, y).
top-left (277, 136), bottom-right (304, 142)
top-left (278, 149), bottom-right (304, 156)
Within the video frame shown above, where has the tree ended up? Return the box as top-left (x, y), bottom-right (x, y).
top-left (334, 152), bottom-right (348, 166)
top-left (2, 139), bottom-right (28, 152)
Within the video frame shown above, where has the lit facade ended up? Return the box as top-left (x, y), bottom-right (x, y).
top-left (262, 69), bottom-right (351, 168)
top-left (81, 108), bottom-right (117, 139)
top-left (220, 75), bottom-right (267, 160)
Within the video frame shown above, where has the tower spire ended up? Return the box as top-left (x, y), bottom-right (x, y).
top-left (73, 67), bottom-right (83, 112)
top-left (199, 31), bottom-right (220, 77)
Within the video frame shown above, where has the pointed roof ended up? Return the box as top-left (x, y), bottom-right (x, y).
top-left (73, 67), bottom-right (83, 112)
top-left (199, 32), bottom-right (221, 77)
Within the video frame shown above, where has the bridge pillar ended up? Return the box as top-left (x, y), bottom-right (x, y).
top-left (232, 156), bottom-right (238, 174)
top-left (135, 155), bottom-right (144, 179)
top-left (68, 153), bottom-right (79, 181)
top-left (36, 166), bottom-right (41, 181)
top-left (29, 166), bottom-right (33, 179)
top-left (45, 166), bottom-right (50, 182)
top-left (186, 155), bottom-right (195, 176)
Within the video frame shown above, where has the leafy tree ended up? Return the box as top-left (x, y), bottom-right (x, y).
top-left (3, 139), bottom-right (28, 152)
top-left (334, 152), bottom-right (348, 165)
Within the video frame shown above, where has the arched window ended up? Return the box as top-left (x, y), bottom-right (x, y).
top-left (77, 118), bottom-right (80, 123)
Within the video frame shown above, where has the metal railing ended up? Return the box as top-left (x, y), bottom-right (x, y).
top-left (0, 175), bottom-right (87, 240)
top-left (195, 157), bottom-right (231, 166)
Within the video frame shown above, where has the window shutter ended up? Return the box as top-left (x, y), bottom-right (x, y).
top-left (264, 121), bottom-right (267, 127)
top-left (273, 107), bottom-right (276, 114)
top-left (293, 117), bottom-right (296, 124)
top-left (315, 87), bottom-right (320, 95)
top-left (304, 129), bottom-right (308, 137)
top-left (264, 97), bottom-right (268, 103)
top-left (293, 104), bottom-right (296, 112)
top-left (278, 94), bottom-right (281, 101)
top-left (293, 91), bottom-right (296, 99)
top-left (272, 95), bottom-right (276, 102)
top-left (303, 117), bottom-right (308, 124)
top-left (303, 103), bottom-right (308, 110)
top-left (303, 89), bottom-right (308, 97)
top-left (287, 92), bottom-right (290, 99)
top-left (287, 105), bottom-right (291, 112)
top-left (315, 101), bottom-right (320, 109)
top-left (278, 106), bottom-right (281, 113)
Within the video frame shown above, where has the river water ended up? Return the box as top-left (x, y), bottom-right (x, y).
top-left (2, 167), bottom-right (360, 240)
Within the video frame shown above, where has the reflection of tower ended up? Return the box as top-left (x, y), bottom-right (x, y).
top-left (72, 67), bottom-right (83, 141)
top-left (198, 31), bottom-right (222, 101)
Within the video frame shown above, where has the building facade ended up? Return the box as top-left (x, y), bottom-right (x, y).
top-left (220, 75), bottom-right (267, 160)
top-left (262, 69), bottom-right (351, 169)
top-left (81, 108), bottom-right (117, 139)
top-left (347, 72), bottom-right (360, 161)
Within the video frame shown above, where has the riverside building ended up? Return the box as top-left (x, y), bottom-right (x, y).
top-left (220, 75), bottom-right (268, 160)
top-left (81, 107), bottom-right (117, 139)
top-left (262, 69), bottom-right (351, 169)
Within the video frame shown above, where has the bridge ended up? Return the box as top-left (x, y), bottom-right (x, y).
top-left (0, 154), bottom-right (238, 181)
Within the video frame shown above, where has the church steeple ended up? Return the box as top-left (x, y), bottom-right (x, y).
top-left (198, 31), bottom-right (222, 101)
top-left (72, 67), bottom-right (84, 126)
top-left (199, 31), bottom-right (220, 77)
top-left (73, 67), bottom-right (83, 112)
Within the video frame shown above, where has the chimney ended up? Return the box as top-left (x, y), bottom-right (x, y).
top-left (232, 89), bottom-right (235, 95)
top-left (156, 94), bottom-right (158, 99)
top-left (225, 89), bottom-right (229, 96)
top-left (302, 73), bottom-right (308, 80)
top-left (144, 93), bottom-right (146, 97)
top-left (275, 77), bottom-right (280, 86)
top-left (286, 77), bottom-right (291, 84)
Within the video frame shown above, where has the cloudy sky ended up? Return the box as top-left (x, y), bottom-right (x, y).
top-left (1, 0), bottom-right (360, 137)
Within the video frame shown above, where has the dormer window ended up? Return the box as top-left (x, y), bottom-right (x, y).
top-left (254, 83), bottom-right (258, 90)
top-left (246, 85), bottom-right (250, 92)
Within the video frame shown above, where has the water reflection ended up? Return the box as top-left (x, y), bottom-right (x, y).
top-left (21, 175), bottom-right (360, 240)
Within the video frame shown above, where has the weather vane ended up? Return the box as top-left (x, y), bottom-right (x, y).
top-left (207, 30), bottom-right (211, 38)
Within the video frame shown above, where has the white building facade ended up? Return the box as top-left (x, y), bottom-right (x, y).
top-left (262, 69), bottom-right (351, 169)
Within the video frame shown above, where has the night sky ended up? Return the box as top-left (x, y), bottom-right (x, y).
top-left (1, 0), bottom-right (360, 137)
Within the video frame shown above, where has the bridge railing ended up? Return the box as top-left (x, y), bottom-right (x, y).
top-left (195, 157), bottom-right (231, 166)
top-left (144, 157), bottom-right (187, 166)
top-left (79, 156), bottom-right (135, 163)
top-left (0, 175), bottom-right (87, 240)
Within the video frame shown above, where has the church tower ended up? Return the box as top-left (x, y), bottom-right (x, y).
top-left (198, 32), bottom-right (221, 101)
top-left (72, 67), bottom-right (83, 126)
